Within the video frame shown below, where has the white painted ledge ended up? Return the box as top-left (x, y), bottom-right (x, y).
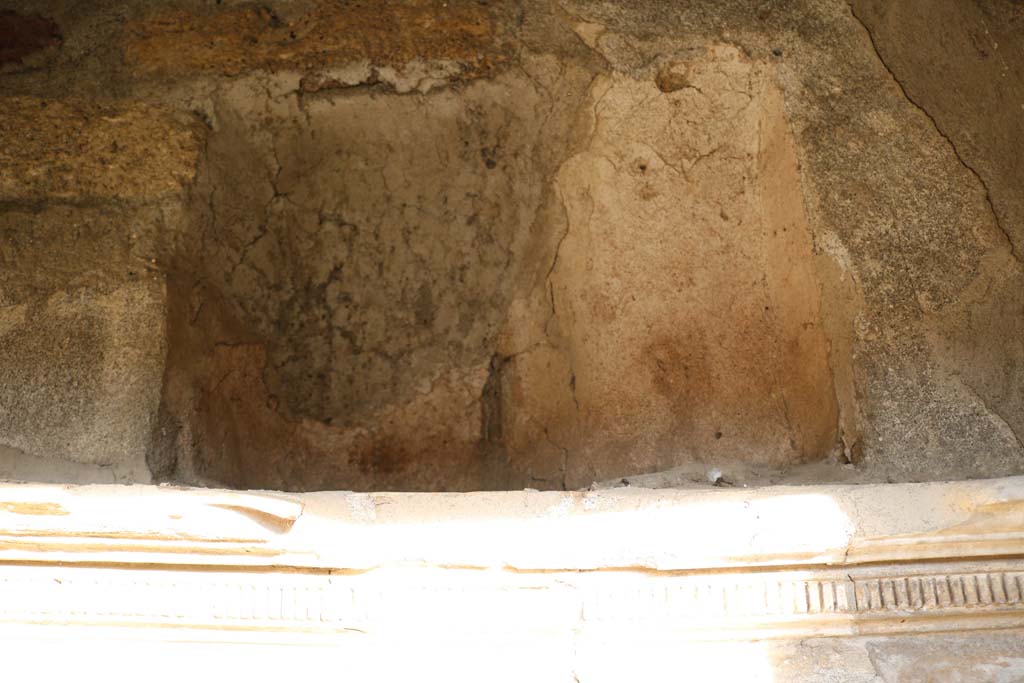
top-left (1, 476), bottom-right (1022, 570)
top-left (2, 477), bottom-right (1024, 679)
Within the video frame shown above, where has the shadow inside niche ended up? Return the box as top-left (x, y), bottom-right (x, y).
top-left (151, 47), bottom-right (848, 493)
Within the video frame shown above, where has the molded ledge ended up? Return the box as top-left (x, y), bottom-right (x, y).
top-left (2, 477), bottom-right (1024, 647)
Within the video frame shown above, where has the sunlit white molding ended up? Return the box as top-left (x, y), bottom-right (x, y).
top-left (1, 477), bottom-right (1024, 645)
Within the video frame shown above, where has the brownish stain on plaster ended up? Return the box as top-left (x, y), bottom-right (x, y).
top-left (154, 274), bottom-right (490, 492)
top-left (189, 342), bottom-right (487, 492)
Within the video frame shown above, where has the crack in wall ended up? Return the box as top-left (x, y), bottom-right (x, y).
top-left (964, 381), bottom-right (1024, 455)
top-left (848, 2), bottom-right (1023, 268)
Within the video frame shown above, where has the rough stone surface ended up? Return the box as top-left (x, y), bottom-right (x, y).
top-left (0, 281), bottom-right (163, 478)
top-left (0, 0), bottom-right (1022, 490)
top-left (122, 0), bottom-right (515, 82)
top-left (0, 96), bottom-right (200, 202)
top-left (846, 0), bottom-right (1024, 480)
top-left (0, 95), bottom-right (198, 479)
